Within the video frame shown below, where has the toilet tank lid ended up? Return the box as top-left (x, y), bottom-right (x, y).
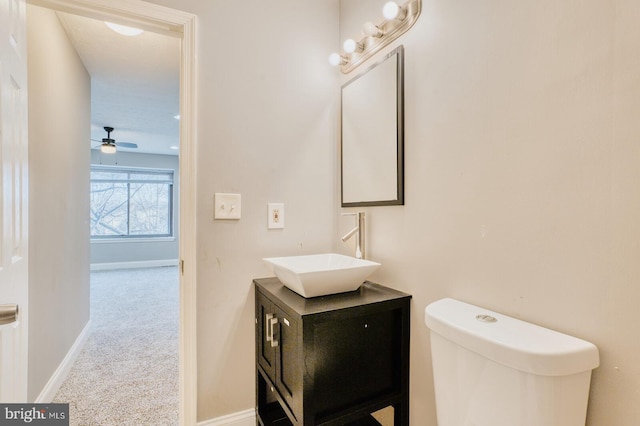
top-left (424, 298), bottom-right (599, 376)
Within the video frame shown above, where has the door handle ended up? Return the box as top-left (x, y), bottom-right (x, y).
top-left (0, 304), bottom-right (19, 326)
top-left (265, 313), bottom-right (274, 342)
top-left (269, 316), bottom-right (279, 348)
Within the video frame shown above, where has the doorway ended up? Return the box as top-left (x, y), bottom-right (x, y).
top-left (26, 1), bottom-right (196, 424)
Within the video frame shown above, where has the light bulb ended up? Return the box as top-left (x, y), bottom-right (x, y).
top-left (101, 143), bottom-right (116, 154)
top-left (363, 21), bottom-right (384, 38)
top-left (105, 21), bottom-right (144, 36)
top-left (328, 52), bottom-right (346, 67)
top-left (382, 2), bottom-right (406, 20)
top-left (343, 39), bottom-right (364, 54)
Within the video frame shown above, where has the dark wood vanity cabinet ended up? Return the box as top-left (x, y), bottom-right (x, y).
top-left (254, 277), bottom-right (411, 426)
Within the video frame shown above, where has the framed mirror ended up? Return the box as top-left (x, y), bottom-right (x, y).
top-left (341, 45), bottom-right (404, 207)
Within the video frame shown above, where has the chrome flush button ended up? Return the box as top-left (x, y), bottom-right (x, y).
top-left (476, 314), bottom-right (497, 323)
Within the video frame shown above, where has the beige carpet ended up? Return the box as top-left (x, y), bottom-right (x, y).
top-left (53, 267), bottom-right (179, 425)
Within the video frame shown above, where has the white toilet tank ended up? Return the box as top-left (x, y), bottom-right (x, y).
top-left (424, 298), bottom-right (599, 426)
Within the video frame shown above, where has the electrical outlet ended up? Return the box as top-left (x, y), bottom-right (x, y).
top-left (268, 203), bottom-right (284, 229)
top-left (214, 193), bottom-right (241, 220)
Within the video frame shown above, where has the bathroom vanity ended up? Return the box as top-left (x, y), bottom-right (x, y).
top-left (254, 277), bottom-right (411, 425)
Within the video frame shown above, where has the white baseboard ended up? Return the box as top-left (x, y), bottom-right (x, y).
top-left (197, 409), bottom-right (255, 426)
top-left (90, 259), bottom-right (179, 271)
top-left (35, 320), bottom-right (92, 403)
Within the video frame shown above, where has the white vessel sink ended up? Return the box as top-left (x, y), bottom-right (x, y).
top-left (263, 253), bottom-right (381, 298)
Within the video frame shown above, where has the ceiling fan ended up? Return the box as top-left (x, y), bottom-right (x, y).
top-left (92, 126), bottom-right (138, 153)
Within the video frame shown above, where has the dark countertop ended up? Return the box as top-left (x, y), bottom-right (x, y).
top-left (254, 277), bottom-right (411, 317)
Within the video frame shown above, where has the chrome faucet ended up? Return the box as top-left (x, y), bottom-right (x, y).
top-left (341, 212), bottom-right (365, 259)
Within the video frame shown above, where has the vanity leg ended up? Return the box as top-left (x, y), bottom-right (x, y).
top-left (393, 401), bottom-right (409, 426)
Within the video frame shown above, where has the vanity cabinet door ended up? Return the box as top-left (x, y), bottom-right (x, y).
top-left (257, 294), bottom-right (277, 380)
top-left (273, 305), bottom-right (301, 419)
top-left (256, 292), bottom-right (302, 423)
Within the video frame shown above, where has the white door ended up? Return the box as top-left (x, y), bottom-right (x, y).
top-left (0, 0), bottom-right (29, 403)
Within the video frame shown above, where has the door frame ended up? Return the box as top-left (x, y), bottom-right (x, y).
top-left (27, 0), bottom-right (197, 424)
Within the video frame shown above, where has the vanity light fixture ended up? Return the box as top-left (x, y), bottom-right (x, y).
top-left (363, 21), bottom-right (384, 38)
top-left (329, 0), bottom-right (421, 73)
top-left (105, 21), bottom-right (144, 36)
top-left (382, 1), bottom-right (407, 20)
top-left (329, 52), bottom-right (348, 67)
top-left (343, 39), bottom-right (364, 54)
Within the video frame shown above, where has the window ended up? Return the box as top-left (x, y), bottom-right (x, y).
top-left (90, 166), bottom-right (174, 239)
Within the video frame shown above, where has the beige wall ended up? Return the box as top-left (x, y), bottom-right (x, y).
top-left (194, 3), bottom-right (339, 419)
top-left (26, 5), bottom-right (91, 402)
top-left (26, 0), bottom-right (640, 423)
top-left (340, 1), bottom-right (640, 425)
top-left (140, 0), bottom-right (340, 420)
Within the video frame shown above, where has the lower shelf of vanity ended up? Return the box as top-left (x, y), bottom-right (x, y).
top-left (257, 366), bottom-right (392, 426)
top-left (258, 402), bottom-right (383, 426)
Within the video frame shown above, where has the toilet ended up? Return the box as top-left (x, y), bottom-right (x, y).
top-left (424, 298), bottom-right (599, 426)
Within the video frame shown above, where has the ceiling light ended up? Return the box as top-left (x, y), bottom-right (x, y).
top-left (101, 143), bottom-right (116, 154)
top-left (105, 21), bottom-right (144, 36)
top-left (170, 146), bottom-right (179, 150)
top-left (174, 114), bottom-right (180, 120)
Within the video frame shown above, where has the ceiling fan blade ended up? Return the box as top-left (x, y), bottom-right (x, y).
top-left (116, 142), bottom-right (138, 149)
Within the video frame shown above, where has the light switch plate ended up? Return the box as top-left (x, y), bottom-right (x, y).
top-left (268, 203), bottom-right (284, 229)
top-left (214, 193), bottom-right (241, 220)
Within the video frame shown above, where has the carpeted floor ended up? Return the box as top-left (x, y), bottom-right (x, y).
top-left (53, 267), bottom-right (179, 425)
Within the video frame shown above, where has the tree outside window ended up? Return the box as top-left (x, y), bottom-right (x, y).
top-left (90, 167), bottom-right (174, 238)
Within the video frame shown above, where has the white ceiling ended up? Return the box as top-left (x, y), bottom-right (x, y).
top-left (56, 12), bottom-right (181, 156)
